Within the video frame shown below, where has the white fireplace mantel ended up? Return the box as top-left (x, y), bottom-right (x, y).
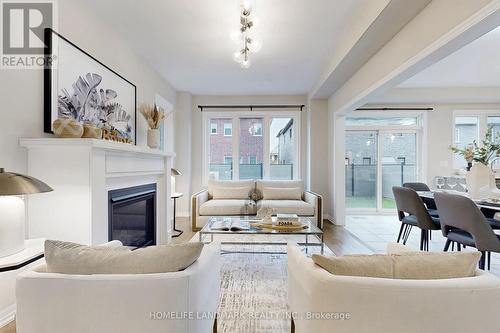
top-left (20, 138), bottom-right (175, 245)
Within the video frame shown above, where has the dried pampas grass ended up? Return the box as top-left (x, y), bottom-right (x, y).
top-left (139, 104), bottom-right (165, 129)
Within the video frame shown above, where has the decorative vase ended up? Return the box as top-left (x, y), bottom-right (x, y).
top-left (52, 118), bottom-right (83, 138)
top-left (82, 123), bottom-right (102, 139)
top-left (466, 163), bottom-right (494, 199)
top-left (147, 129), bottom-right (160, 148)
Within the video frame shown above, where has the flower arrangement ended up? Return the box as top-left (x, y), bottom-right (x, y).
top-left (450, 126), bottom-right (500, 166)
top-left (139, 104), bottom-right (165, 130)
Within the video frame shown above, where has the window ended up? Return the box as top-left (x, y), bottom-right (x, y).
top-left (224, 123), bottom-right (232, 136)
top-left (240, 118), bottom-right (263, 179)
top-left (362, 157), bottom-right (372, 165)
top-left (210, 123), bottom-right (217, 134)
top-left (345, 116), bottom-right (418, 126)
top-left (205, 113), bottom-right (299, 182)
top-left (270, 118), bottom-right (295, 180)
top-left (453, 116), bottom-right (479, 169)
top-left (253, 123), bottom-right (262, 136)
top-left (208, 118), bottom-right (233, 180)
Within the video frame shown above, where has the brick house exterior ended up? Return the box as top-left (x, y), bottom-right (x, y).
top-left (209, 118), bottom-right (263, 164)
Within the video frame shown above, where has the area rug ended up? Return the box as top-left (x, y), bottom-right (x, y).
top-left (191, 233), bottom-right (334, 333)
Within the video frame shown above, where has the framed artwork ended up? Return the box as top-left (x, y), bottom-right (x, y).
top-left (44, 28), bottom-right (137, 144)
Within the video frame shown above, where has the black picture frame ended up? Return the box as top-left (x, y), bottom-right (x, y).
top-left (44, 28), bottom-right (137, 144)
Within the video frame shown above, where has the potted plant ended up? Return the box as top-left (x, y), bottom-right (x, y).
top-left (450, 126), bottom-right (500, 198)
top-left (139, 104), bottom-right (165, 149)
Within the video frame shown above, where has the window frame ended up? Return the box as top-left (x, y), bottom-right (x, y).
top-left (253, 123), bottom-right (263, 136)
top-left (202, 111), bottom-right (301, 184)
top-left (452, 110), bottom-right (500, 171)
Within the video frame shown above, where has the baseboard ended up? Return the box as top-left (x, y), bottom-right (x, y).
top-left (323, 214), bottom-right (334, 224)
top-left (0, 304), bottom-right (15, 329)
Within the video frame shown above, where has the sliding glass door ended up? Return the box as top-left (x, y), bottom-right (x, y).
top-left (346, 130), bottom-right (419, 212)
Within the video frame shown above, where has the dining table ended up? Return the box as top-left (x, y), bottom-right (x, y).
top-left (417, 190), bottom-right (500, 230)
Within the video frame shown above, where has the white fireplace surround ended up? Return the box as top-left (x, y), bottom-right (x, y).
top-left (20, 139), bottom-right (175, 245)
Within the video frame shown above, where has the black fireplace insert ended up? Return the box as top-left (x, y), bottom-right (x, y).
top-left (108, 184), bottom-right (156, 247)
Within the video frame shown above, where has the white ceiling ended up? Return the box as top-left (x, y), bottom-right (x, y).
top-left (81, 0), bottom-right (388, 95)
top-left (398, 26), bottom-right (500, 88)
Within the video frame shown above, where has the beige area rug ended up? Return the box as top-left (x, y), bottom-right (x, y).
top-left (191, 233), bottom-right (333, 333)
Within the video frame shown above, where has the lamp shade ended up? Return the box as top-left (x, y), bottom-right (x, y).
top-left (0, 168), bottom-right (53, 196)
top-left (171, 168), bottom-right (182, 176)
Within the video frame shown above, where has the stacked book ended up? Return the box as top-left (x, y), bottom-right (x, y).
top-left (275, 213), bottom-right (300, 226)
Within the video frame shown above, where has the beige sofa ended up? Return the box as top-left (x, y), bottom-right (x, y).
top-left (191, 180), bottom-right (322, 231)
top-left (287, 243), bottom-right (500, 333)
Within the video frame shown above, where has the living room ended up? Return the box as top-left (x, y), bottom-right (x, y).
top-left (1, 0), bottom-right (500, 332)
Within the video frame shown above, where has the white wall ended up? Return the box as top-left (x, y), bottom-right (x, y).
top-left (173, 92), bottom-right (193, 215)
top-left (308, 99), bottom-right (331, 218)
top-left (0, 0), bottom-right (177, 175)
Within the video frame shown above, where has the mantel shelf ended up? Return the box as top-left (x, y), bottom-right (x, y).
top-left (19, 138), bottom-right (175, 157)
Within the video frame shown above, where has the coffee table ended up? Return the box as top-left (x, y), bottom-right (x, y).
top-left (199, 216), bottom-right (324, 254)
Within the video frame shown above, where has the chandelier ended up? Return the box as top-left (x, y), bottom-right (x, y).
top-left (231, 2), bottom-right (261, 69)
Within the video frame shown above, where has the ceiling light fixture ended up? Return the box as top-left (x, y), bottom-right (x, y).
top-left (231, 2), bottom-right (261, 69)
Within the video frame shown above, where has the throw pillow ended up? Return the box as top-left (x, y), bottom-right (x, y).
top-left (212, 186), bottom-right (251, 200)
top-left (44, 240), bottom-right (204, 275)
top-left (312, 254), bottom-right (395, 278)
top-left (263, 187), bottom-right (302, 200)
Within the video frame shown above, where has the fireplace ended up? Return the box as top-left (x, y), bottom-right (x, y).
top-left (108, 184), bottom-right (156, 247)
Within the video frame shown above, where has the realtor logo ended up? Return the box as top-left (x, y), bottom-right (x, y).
top-left (1, 0), bottom-right (56, 68)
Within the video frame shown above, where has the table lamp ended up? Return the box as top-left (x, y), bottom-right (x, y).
top-left (0, 168), bottom-right (53, 257)
top-left (171, 168), bottom-right (182, 194)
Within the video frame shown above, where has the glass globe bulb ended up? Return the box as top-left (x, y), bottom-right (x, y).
top-left (233, 51), bottom-right (243, 63)
top-left (240, 58), bottom-right (251, 69)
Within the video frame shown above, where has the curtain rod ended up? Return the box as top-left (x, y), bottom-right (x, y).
top-left (198, 105), bottom-right (305, 112)
top-left (356, 107), bottom-right (433, 111)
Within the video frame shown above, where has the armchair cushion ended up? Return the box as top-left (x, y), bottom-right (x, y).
top-left (257, 200), bottom-right (314, 216)
top-left (199, 199), bottom-right (256, 216)
top-left (45, 240), bottom-right (204, 275)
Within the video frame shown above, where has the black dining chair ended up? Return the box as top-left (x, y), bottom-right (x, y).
top-left (403, 182), bottom-right (438, 217)
top-left (435, 192), bottom-right (500, 270)
top-left (392, 186), bottom-right (441, 251)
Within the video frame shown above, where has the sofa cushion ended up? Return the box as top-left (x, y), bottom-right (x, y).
top-left (207, 180), bottom-right (255, 199)
top-left (255, 180), bottom-right (303, 200)
top-left (257, 200), bottom-right (314, 216)
top-left (199, 199), bottom-right (256, 216)
top-left (44, 240), bottom-right (204, 275)
top-left (263, 187), bottom-right (302, 200)
top-left (312, 250), bottom-right (481, 280)
top-left (212, 186), bottom-right (251, 200)
top-left (393, 251), bottom-right (481, 279)
top-left (312, 254), bottom-right (395, 278)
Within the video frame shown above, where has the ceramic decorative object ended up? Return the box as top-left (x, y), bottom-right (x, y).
top-left (466, 163), bottom-right (497, 199)
top-left (82, 123), bottom-right (102, 139)
top-left (256, 207), bottom-right (276, 224)
top-left (147, 129), bottom-right (160, 149)
top-left (52, 118), bottom-right (83, 138)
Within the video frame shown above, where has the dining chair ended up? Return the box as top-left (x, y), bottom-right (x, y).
top-left (435, 192), bottom-right (500, 270)
top-left (392, 186), bottom-right (441, 251)
top-left (403, 182), bottom-right (438, 216)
